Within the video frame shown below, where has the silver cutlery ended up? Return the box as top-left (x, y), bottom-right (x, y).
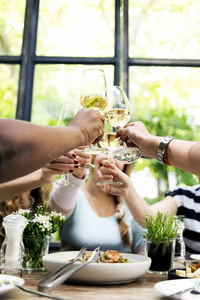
top-left (168, 280), bottom-right (200, 297)
top-left (38, 246), bottom-right (100, 293)
top-left (0, 280), bottom-right (66, 300)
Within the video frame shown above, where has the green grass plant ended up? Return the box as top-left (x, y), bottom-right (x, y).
top-left (143, 211), bottom-right (181, 245)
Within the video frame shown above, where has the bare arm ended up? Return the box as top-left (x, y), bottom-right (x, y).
top-left (0, 152), bottom-right (80, 202)
top-left (98, 160), bottom-right (178, 227)
top-left (49, 150), bottom-right (90, 217)
top-left (116, 121), bottom-right (200, 176)
top-left (0, 109), bottom-right (104, 183)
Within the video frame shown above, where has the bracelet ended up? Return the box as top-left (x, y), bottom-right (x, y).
top-left (163, 151), bottom-right (171, 166)
top-left (157, 136), bottom-right (175, 165)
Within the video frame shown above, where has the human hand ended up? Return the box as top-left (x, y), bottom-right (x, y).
top-left (115, 121), bottom-right (158, 158)
top-left (68, 108), bottom-right (105, 146)
top-left (41, 152), bottom-right (78, 183)
top-left (97, 159), bottom-right (132, 198)
top-left (71, 148), bottom-right (92, 179)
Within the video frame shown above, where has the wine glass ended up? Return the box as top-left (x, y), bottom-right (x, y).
top-left (54, 104), bottom-right (78, 187)
top-left (104, 86), bottom-right (141, 164)
top-left (79, 68), bottom-right (109, 154)
top-left (96, 131), bottom-right (123, 186)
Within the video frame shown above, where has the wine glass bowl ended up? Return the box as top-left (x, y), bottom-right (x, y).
top-left (54, 104), bottom-right (78, 187)
top-left (79, 68), bottom-right (109, 154)
top-left (80, 68), bottom-right (108, 113)
top-left (104, 86), bottom-right (131, 128)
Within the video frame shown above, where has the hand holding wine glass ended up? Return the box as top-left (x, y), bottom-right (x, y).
top-left (104, 86), bottom-right (141, 164)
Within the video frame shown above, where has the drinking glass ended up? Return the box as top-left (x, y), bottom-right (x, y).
top-left (79, 68), bottom-right (109, 154)
top-left (54, 104), bottom-right (78, 187)
top-left (96, 132), bottom-right (123, 186)
top-left (104, 86), bottom-right (141, 164)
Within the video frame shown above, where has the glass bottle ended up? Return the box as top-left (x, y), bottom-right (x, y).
top-left (0, 213), bottom-right (28, 275)
top-left (174, 220), bottom-right (186, 268)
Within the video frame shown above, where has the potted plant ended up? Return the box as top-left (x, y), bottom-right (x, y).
top-left (143, 211), bottom-right (180, 275)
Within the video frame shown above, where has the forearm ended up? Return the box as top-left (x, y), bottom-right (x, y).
top-left (49, 173), bottom-right (87, 216)
top-left (138, 135), bottom-right (200, 175)
top-left (0, 169), bottom-right (44, 202)
top-left (124, 185), bottom-right (158, 228)
top-left (0, 119), bottom-right (84, 183)
top-left (166, 139), bottom-right (200, 176)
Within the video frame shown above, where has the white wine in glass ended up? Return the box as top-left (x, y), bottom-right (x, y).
top-left (104, 86), bottom-right (141, 164)
top-left (79, 68), bottom-right (109, 154)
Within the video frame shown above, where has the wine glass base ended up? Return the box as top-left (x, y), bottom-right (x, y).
top-left (85, 163), bottom-right (95, 169)
top-left (80, 147), bottom-right (109, 155)
top-left (55, 179), bottom-right (77, 187)
top-left (113, 147), bottom-right (141, 164)
top-left (96, 181), bottom-right (123, 187)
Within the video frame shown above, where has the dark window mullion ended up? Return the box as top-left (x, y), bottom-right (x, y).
top-left (114, 0), bottom-right (121, 86)
top-left (123, 0), bottom-right (129, 95)
top-left (34, 56), bottom-right (116, 64)
top-left (128, 58), bottom-right (200, 67)
top-left (17, 0), bottom-right (39, 121)
top-left (0, 56), bottom-right (22, 63)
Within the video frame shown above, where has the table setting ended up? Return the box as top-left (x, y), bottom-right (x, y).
top-left (0, 209), bottom-right (200, 300)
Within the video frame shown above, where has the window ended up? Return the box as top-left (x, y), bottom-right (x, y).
top-left (1, 0), bottom-right (200, 194)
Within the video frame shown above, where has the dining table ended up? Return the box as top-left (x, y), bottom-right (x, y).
top-left (0, 268), bottom-right (173, 300)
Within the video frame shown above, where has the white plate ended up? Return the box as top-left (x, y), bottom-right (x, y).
top-left (154, 278), bottom-right (200, 299)
top-left (0, 274), bottom-right (24, 296)
top-left (190, 254), bottom-right (200, 261)
top-left (42, 251), bottom-right (151, 284)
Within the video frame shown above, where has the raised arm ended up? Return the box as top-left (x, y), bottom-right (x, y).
top-left (0, 109), bottom-right (104, 183)
top-left (0, 152), bottom-right (80, 202)
top-left (49, 149), bottom-right (90, 217)
top-left (116, 121), bottom-right (200, 176)
top-left (98, 160), bottom-right (178, 227)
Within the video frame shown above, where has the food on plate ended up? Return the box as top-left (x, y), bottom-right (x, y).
top-left (82, 250), bottom-right (130, 263)
top-left (175, 262), bottom-right (200, 278)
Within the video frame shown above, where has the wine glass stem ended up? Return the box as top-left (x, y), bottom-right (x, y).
top-left (108, 149), bottom-right (113, 161)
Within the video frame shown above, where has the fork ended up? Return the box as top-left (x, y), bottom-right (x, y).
top-left (168, 280), bottom-right (200, 297)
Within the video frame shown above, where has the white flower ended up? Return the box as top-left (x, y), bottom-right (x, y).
top-left (50, 211), bottom-right (66, 221)
top-left (18, 209), bottom-right (31, 215)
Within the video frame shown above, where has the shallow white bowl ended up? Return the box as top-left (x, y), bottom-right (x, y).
top-left (42, 251), bottom-right (151, 284)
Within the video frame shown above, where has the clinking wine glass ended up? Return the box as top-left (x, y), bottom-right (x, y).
top-left (79, 68), bottom-right (109, 154)
top-left (54, 105), bottom-right (95, 187)
top-left (96, 132), bottom-right (123, 186)
top-left (104, 86), bottom-right (141, 164)
top-left (54, 104), bottom-right (78, 187)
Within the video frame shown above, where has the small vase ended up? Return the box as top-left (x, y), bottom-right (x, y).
top-left (23, 234), bottom-right (50, 271)
top-left (144, 238), bottom-right (175, 275)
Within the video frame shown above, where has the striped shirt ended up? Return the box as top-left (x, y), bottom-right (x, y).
top-left (166, 184), bottom-right (200, 254)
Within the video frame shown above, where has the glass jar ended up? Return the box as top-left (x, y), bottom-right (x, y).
top-left (144, 238), bottom-right (175, 275)
top-left (174, 220), bottom-right (186, 267)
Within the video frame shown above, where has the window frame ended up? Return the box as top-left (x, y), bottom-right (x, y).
top-left (1, 0), bottom-right (200, 121)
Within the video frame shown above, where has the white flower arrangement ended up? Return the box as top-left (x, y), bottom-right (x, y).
top-left (17, 205), bottom-right (66, 270)
top-left (17, 205), bottom-right (66, 237)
